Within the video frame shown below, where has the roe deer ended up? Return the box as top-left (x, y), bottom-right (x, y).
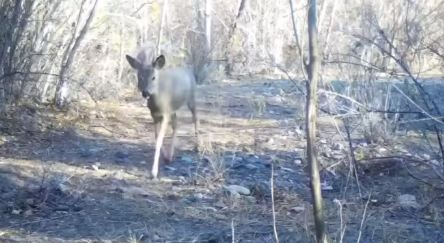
top-left (126, 49), bottom-right (199, 179)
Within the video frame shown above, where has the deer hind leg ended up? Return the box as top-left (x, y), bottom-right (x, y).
top-left (165, 113), bottom-right (177, 164)
top-left (188, 98), bottom-right (200, 151)
top-left (152, 115), bottom-right (169, 179)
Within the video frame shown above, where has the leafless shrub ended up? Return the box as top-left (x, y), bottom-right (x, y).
top-left (197, 136), bottom-right (228, 184)
top-left (185, 30), bottom-right (213, 84)
top-left (360, 112), bottom-right (392, 144)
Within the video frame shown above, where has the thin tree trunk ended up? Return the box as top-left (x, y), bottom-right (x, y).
top-left (224, 0), bottom-right (247, 76)
top-left (289, 0), bottom-right (307, 79)
top-left (55, 0), bottom-right (86, 104)
top-left (117, 16), bottom-right (124, 83)
top-left (322, 0), bottom-right (337, 58)
top-left (205, 0), bottom-right (212, 50)
top-left (156, 0), bottom-right (168, 56)
top-left (306, 0), bottom-right (327, 242)
top-left (55, 0), bottom-right (98, 107)
top-left (289, 0), bottom-right (302, 57)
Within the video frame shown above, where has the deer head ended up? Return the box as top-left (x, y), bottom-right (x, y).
top-left (126, 54), bottom-right (166, 98)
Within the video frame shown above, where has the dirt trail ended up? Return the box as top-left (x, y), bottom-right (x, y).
top-left (0, 79), bottom-right (443, 242)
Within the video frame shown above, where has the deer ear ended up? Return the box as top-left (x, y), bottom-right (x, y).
top-left (153, 55), bottom-right (165, 69)
top-left (126, 55), bottom-right (141, 69)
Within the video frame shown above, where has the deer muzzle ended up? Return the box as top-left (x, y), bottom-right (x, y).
top-left (142, 90), bottom-right (150, 98)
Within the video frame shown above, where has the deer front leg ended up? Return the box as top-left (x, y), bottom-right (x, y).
top-left (154, 120), bottom-right (159, 140)
top-left (152, 115), bottom-right (169, 179)
top-left (153, 117), bottom-right (167, 162)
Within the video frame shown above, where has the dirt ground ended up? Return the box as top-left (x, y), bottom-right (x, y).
top-left (0, 79), bottom-right (443, 242)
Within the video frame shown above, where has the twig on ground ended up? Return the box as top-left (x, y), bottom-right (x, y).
top-left (333, 199), bottom-right (346, 243)
top-left (318, 90), bottom-right (365, 108)
top-left (398, 117), bottom-right (444, 124)
top-left (231, 219), bottom-right (235, 243)
top-left (343, 119), bottom-right (362, 197)
top-left (271, 163), bottom-right (279, 243)
top-left (357, 192), bottom-right (371, 243)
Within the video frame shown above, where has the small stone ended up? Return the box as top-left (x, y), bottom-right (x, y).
top-left (11, 209), bottom-right (21, 215)
top-left (224, 185), bottom-right (251, 196)
top-left (398, 194), bottom-right (419, 208)
top-left (214, 201), bottom-right (226, 209)
top-left (290, 206), bottom-right (305, 213)
top-left (378, 147), bottom-right (387, 153)
top-left (245, 196), bottom-right (257, 203)
top-left (23, 209), bottom-right (33, 217)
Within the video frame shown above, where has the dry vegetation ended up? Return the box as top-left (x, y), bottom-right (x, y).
top-left (0, 0), bottom-right (444, 242)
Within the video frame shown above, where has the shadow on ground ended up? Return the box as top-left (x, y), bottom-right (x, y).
top-left (0, 121), bottom-right (311, 242)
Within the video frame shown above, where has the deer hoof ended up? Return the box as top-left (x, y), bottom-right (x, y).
top-left (164, 157), bottom-right (172, 164)
top-left (149, 173), bottom-right (160, 181)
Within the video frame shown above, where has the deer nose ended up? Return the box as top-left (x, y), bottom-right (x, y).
top-left (142, 91), bottom-right (149, 98)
